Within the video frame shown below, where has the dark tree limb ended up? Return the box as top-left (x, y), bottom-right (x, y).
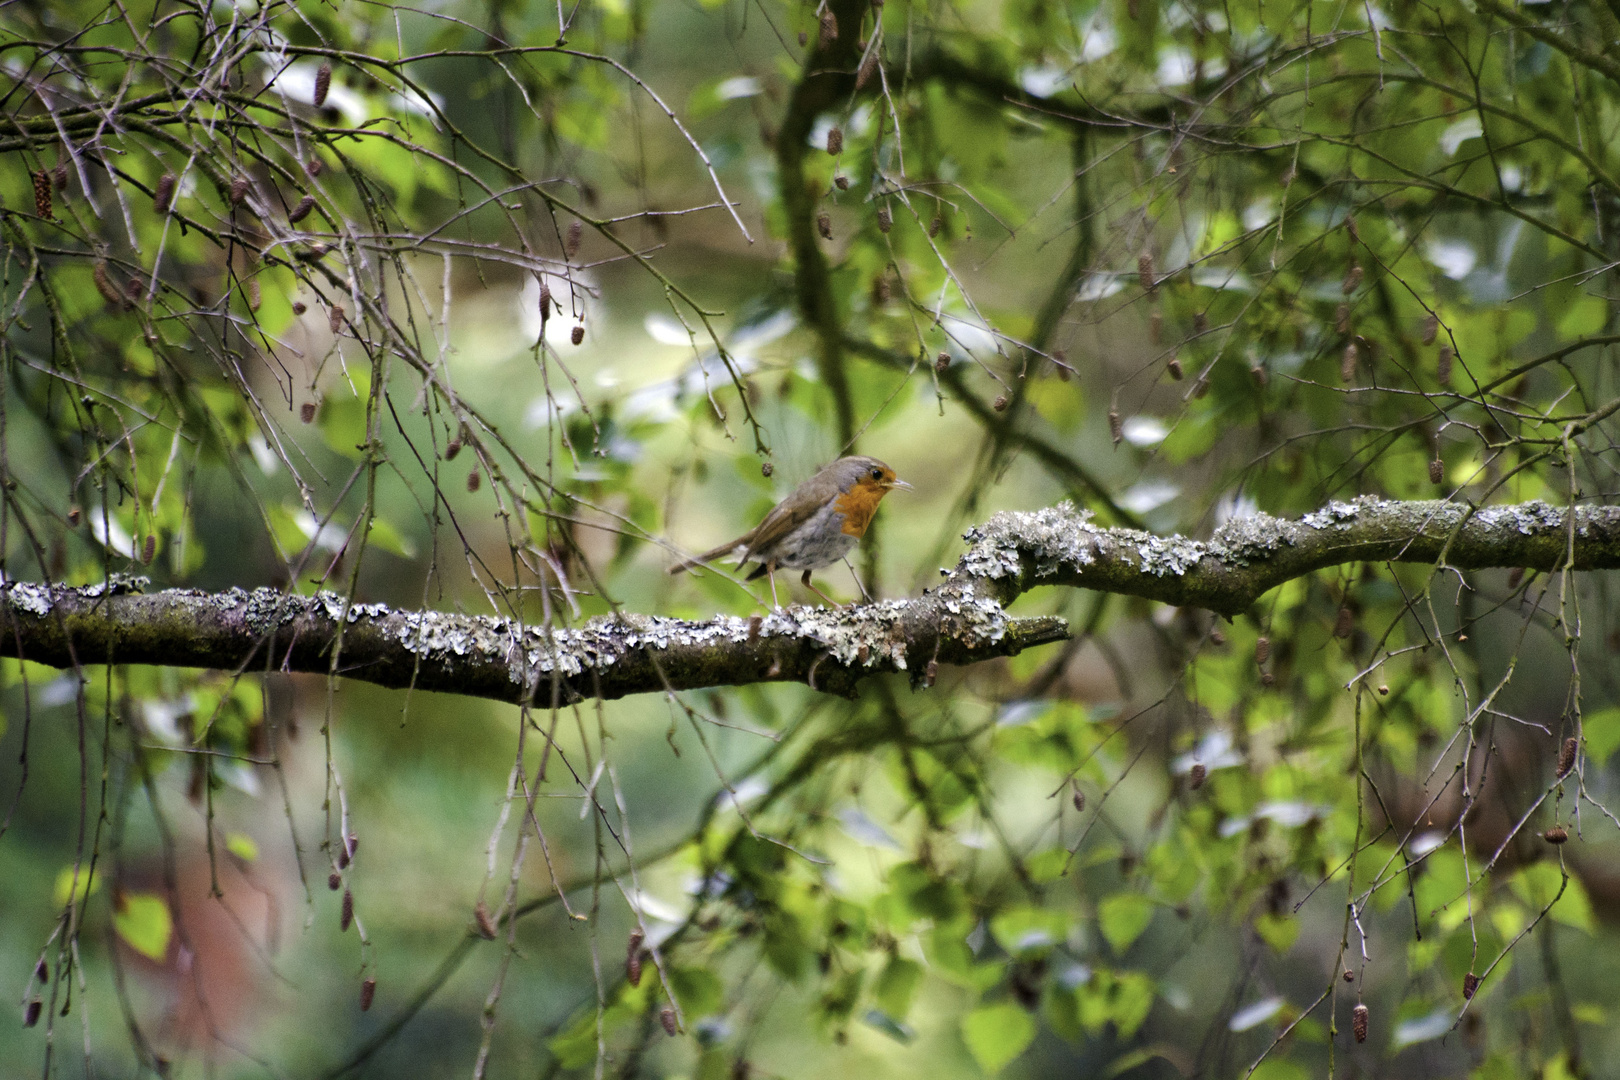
top-left (4, 498), bottom-right (1618, 702)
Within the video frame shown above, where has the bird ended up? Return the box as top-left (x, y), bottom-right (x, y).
top-left (668, 455), bottom-right (912, 607)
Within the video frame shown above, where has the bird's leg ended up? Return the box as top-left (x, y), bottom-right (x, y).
top-left (767, 560), bottom-right (781, 610)
top-left (842, 557), bottom-right (873, 605)
top-left (801, 570), bottom-right (840, 608)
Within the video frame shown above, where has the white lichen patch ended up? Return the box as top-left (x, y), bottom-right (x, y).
top-left (1473, 501), bottom-right (1566, 535)
top-left (1302, 500), bottom-right (1367, 529)
top-left (1130, 531), bottom-right (1207, 577)
top-left (959, 502), bottom-right (1097, 580)
top-left (1207, 510), bottom-right (1293, 565)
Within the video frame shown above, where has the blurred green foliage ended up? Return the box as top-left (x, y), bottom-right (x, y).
top-left (3, 0), bottom-right (1620, 1077)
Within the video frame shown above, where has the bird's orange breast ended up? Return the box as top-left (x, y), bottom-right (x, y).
top-left (832, 480), bottom-right (891, 537)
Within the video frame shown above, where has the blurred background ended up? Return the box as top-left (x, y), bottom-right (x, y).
top-left (4, 0), bottom-right (1620, 1076)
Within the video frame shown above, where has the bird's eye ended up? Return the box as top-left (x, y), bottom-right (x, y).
top-left (870, 467), bottom-right (883, 481)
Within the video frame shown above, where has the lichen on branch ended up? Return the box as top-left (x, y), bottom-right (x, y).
top-left (3, 498), bottom-right (1616, 701)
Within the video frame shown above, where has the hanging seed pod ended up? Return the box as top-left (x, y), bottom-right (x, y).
top-left (565, 220), bottom-right (583, 257)
top-left (834, 175), bottom-right (850, 190)
top-left (1341, 341), bottom-right (1358, 382)
top-left (33, 170), bottom-right (52, 219)
top-left (360, 976), bottom-right (376, 1012)
top-left (340, 889), bottom-right (354, 931)
top-left (34, 959), bottom-right (47, 983)
top-left (856, 51), bottom-right (879, 90)
top-left (1108, 407), bottom-right (1122, 445)
top-left (571, 324), bottom-right (585, 345)
top-left (1345, 214), bottom-right (1359, 242)
top-left (1351, 1003), bottom-right (1368, 1042)
top-left (1507, 566), bottom-right (1524, 589)
top-left (1342, 264), bottom-right (1363, 294)
top-left (1544, 826), bottom-right (1568, 844)
top-left (760, 461), bottom-right (774, 478)
top-left (1192, 311), bottom-right (1209, 335)
top-left (819, 9), bottom-right (838, 47)
top-left (1335, 303), bottom-right (1351, 334)
top-left (141, 534), bottom-right (156, 565)
top-left (817, 211), bottom-right (832, 240)
top-left (329, 304), bottom-right (345, 334)
top-left (826, 126), bottom-right (843, 155)
top-left (1437, 344), bottom-right (1454, 384)
top-left (1249, 363), bottom-right (1268, 387)
top-left (1429, 457), bottom-right (1444, 485)
top-left (1188, 763), bottom-right (1207, 790)
top-left (934, 351), bottom-right (949, 372)
top-left (153, 172), bottom-right (176, 214)
top-left (1192, 374), bottom-right (1210, 399)
top-left (288, 194), bottom-right (315, 223)
top-left (327, 871), bottom-right (341, 891)
top-left (876, 205), bottom-right (892, 233)
top-left (1343, 969), bottom-right (1354, 982)
top-left (292, 300), bottom-right (307, 315)
top-left (299, 402), bottom-right (316, 426)
top-left (1557, 737), bottom-right (1577, 778)
top-left (475, 901), bottom-right (499, 940)
top-left (306, 157), bottom-right (323, 178)
top-left (24, 1000), bottom-right (41, 1028)
top-left (1462, 973), bottom-right (1479, 1000)
top-left (660, 1006), bottom-right (678, 1035)
top-left (1421, 311), bottom-right (1439, 345)
top-left (229, 176), bottom-right (250, 205)
top-left (1138, 252), bottom-right (1155, 291)
top-left (313, 63), bottom-right (332, 109)
top-left (927, 215), bottom-right (943, 238)
top-left (626, 929), bottom-right (645, 987)
top-left (1072, 788), bottom-right (1085, 811)
top-left (1334, 606), bottom-right (1354, 639)
top-left (992, 394), bottom-right (1008, 412)
top-left (1149, 310), bottom-right (1162, 345)
top-left (923, 658), bottom-right (938, 687)
top-left (1255, 636), bottom-right (1271, 665)
top-left (444, 438), bottom-right (461, 460)
top-left (1166, 354), bottom-right (1183, 380)
top-left (467, 469), bottom-right (481, 493)
top-left (246, 278), bottom-right (261, 311)
top-left (67, 506), bottom-right (81, 527)
top-left (93, 262), bottom-right (123, 307)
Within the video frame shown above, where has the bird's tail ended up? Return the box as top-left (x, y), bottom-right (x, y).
top-left (667, 538), bottom-right (748, 575)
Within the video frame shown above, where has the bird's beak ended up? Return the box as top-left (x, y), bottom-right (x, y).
top-left (889, 478), bottom-right (914, 491)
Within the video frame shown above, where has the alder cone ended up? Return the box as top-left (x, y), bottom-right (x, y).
top-left (826, 127), bottom-right (843, 155)
top-left (360, 976), bottom-right (376, 1011)
top-left (660, 1006), bottom-right (678, 1035)
top-left (1188, 763), bottom-right (1206, 790)
top-left (1351, 1003), bottom-right (1368, 1042)
top-left (1544, 826), bottom-right (1568, 844)
top-left (340, 888), bottom-right (354, 931)
top-left (313, 63), bottom-right (332, 108)
top-left (1254, 636), bottom-right (1270, 665)
top-left (1463, 973), bottom-right (1479, 1000)
top-left (1557, 736), bottom-right (1577, 778)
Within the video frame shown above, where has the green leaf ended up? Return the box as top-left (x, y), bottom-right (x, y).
top-left (1581, 708), bottom-right (1620, 766)
top-left (961, 1002), bottom-right (1036, 1073)
top-left (873, 956), bottom-right (923, 1019)
top-left (1098, 893), bottom-right (1154, 954)
top-left (670, 967), bottom-right (724, 1019)
top-left (1254, 912), bottom-right (1299, 954)
top-left (114, 892), bottom-right (173, 961)
top-left (225, 833), bottom-right (259, 862)
top-left (54, 866), bottom-right (99, 908)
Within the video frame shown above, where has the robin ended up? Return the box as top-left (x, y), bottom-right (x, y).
top-left (669, 455), bottom-right (912, 607)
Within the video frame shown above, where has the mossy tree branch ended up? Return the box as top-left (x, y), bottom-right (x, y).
top-left (3, 498), bottom-right (1618, 702)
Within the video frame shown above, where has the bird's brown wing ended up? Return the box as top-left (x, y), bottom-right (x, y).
top-left (737, 491), bottom-right (826, 565)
